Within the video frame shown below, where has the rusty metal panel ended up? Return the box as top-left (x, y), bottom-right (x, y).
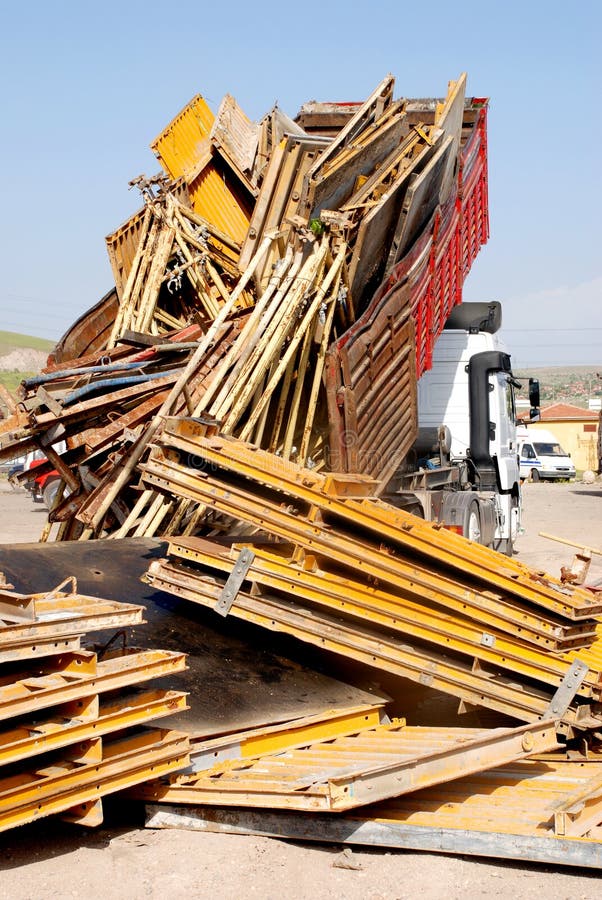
top-left (325, 291), bottom-right (416, 485)
top-left (151, 95), bottom-right (215, 182)
top-left (210, 93), bottom-right (259, 188)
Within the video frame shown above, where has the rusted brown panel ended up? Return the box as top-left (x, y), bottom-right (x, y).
top-left (326, 280), bottom-right (416, 486)
top-left (49, 288), bottom-right (119, 365)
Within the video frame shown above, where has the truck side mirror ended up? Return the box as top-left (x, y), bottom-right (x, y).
top-left (529, 378), bottom-right (540, 409)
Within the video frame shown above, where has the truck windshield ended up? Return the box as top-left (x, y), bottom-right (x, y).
top-left (533, 442), bottom-right (567, 457)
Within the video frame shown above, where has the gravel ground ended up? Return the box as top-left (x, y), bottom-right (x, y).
top-left (0, 476), bottom-right (601, 899)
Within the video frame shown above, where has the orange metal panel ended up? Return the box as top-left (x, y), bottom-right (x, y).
top-left (188, 163), bottom-right (251, 245)
top-left (151, 95), bottom-right (215, 182)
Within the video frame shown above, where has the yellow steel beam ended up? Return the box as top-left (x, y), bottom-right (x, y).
top-left (0, 728), bottom-right (189, 833)
top-left (142, 445), bottom-right (596, 649)
top-left (0, 690), bottom-right (187, 768)
top-left (189, 704), bottom-right (385, 769)
top-left (166, 536), bottom-right (600, 695)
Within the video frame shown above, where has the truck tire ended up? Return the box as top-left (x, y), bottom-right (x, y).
top-left (42, 478), bottom-right (61, 511)
top-left (464, 501), bottom-right (481, 543)
top-left (530, 468), bottom-right (540, 483)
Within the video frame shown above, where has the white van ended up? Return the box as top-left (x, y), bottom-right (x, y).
top-left (517, 427), bottom-right (575, 482)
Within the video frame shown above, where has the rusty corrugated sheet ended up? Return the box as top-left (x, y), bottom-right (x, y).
top-left (325, 291), bottom-right (416, 484)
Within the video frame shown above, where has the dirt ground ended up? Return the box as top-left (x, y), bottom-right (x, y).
top-left (0, 476), bottom-right (601, 899)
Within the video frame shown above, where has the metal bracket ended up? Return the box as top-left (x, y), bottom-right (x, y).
top-left (544, 659), bottom-right (589, 719)
top-left (215, 548), bottom-right (255, 617)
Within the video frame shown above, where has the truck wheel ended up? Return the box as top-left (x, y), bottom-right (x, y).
top-left (530, 468), bottom-right (540, 483)
top-left (42, 478), bottom-right (61, 510)
top-left (464, 501), bottom-right (481, 543)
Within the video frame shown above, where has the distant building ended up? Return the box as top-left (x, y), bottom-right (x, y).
top-left (519, 403), bottom-right (599, 472)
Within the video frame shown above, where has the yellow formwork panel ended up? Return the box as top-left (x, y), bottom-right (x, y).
top-left (0, 648), bottom-right (186, 722)
top-left (163, 537), bottom-right (597, 692)
top-left (151, 95), bottom-right (251, 245)
top-left (151, 95), bottom-right (215, 182)
top-left (142, 437), bottom-right (599, 651)
top-left (145, 758), bottom-right (602, 867)
top-left (160, 420), bottom-right (601, 623)
top-left (136, 719), bottom-right (558, 812)
top-left (0, 690), bottom-right (188, 768)
top-left (0, 728), bottom-right (189, 834)
top-left (188, 164), bottom-right (251, 246)
top-left (146, 558), bottom-right (557, 723)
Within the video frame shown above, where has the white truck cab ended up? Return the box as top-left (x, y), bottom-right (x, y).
top-left (406, 301), bottom-right (522, 554)
top-left (517, 427), bottom-right (575, 481)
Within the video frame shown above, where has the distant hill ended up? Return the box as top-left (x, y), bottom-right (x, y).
top-left (514, 365), bottom-right (602, 408)
top-left (0, 330), bottom-right (55, 396)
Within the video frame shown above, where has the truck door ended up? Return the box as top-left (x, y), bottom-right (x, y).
top-left (489, 371), bottom-right (519, 491)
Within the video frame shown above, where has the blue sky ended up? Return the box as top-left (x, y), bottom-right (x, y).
top-left (0, 0), bottom-right (600, 367)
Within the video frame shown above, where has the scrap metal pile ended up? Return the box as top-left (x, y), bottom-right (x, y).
top-left (0, 574), bottom-right (189, 832)
top-left (0, 72), bottom-right (486, 538)
top-left (2, 72), bottom-right (602, 865)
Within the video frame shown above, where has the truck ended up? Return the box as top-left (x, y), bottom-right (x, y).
top-left (389, 301), bottom-right (522, 555)
top-left (517, 426), bottom-right (576, 482)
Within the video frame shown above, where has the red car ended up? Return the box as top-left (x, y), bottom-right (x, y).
top-left (25, 454), bottom-right (62, 509)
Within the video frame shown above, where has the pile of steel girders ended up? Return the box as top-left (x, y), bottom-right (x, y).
top-left (0, 575), bottom-right (189, 832)
top-left (141, 417), bottom-right (602, 731)
top-left (0, 72), bottom-right (488, 540)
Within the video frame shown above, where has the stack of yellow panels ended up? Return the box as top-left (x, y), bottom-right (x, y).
top-left (0, 579), bottom-right (189, 833)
